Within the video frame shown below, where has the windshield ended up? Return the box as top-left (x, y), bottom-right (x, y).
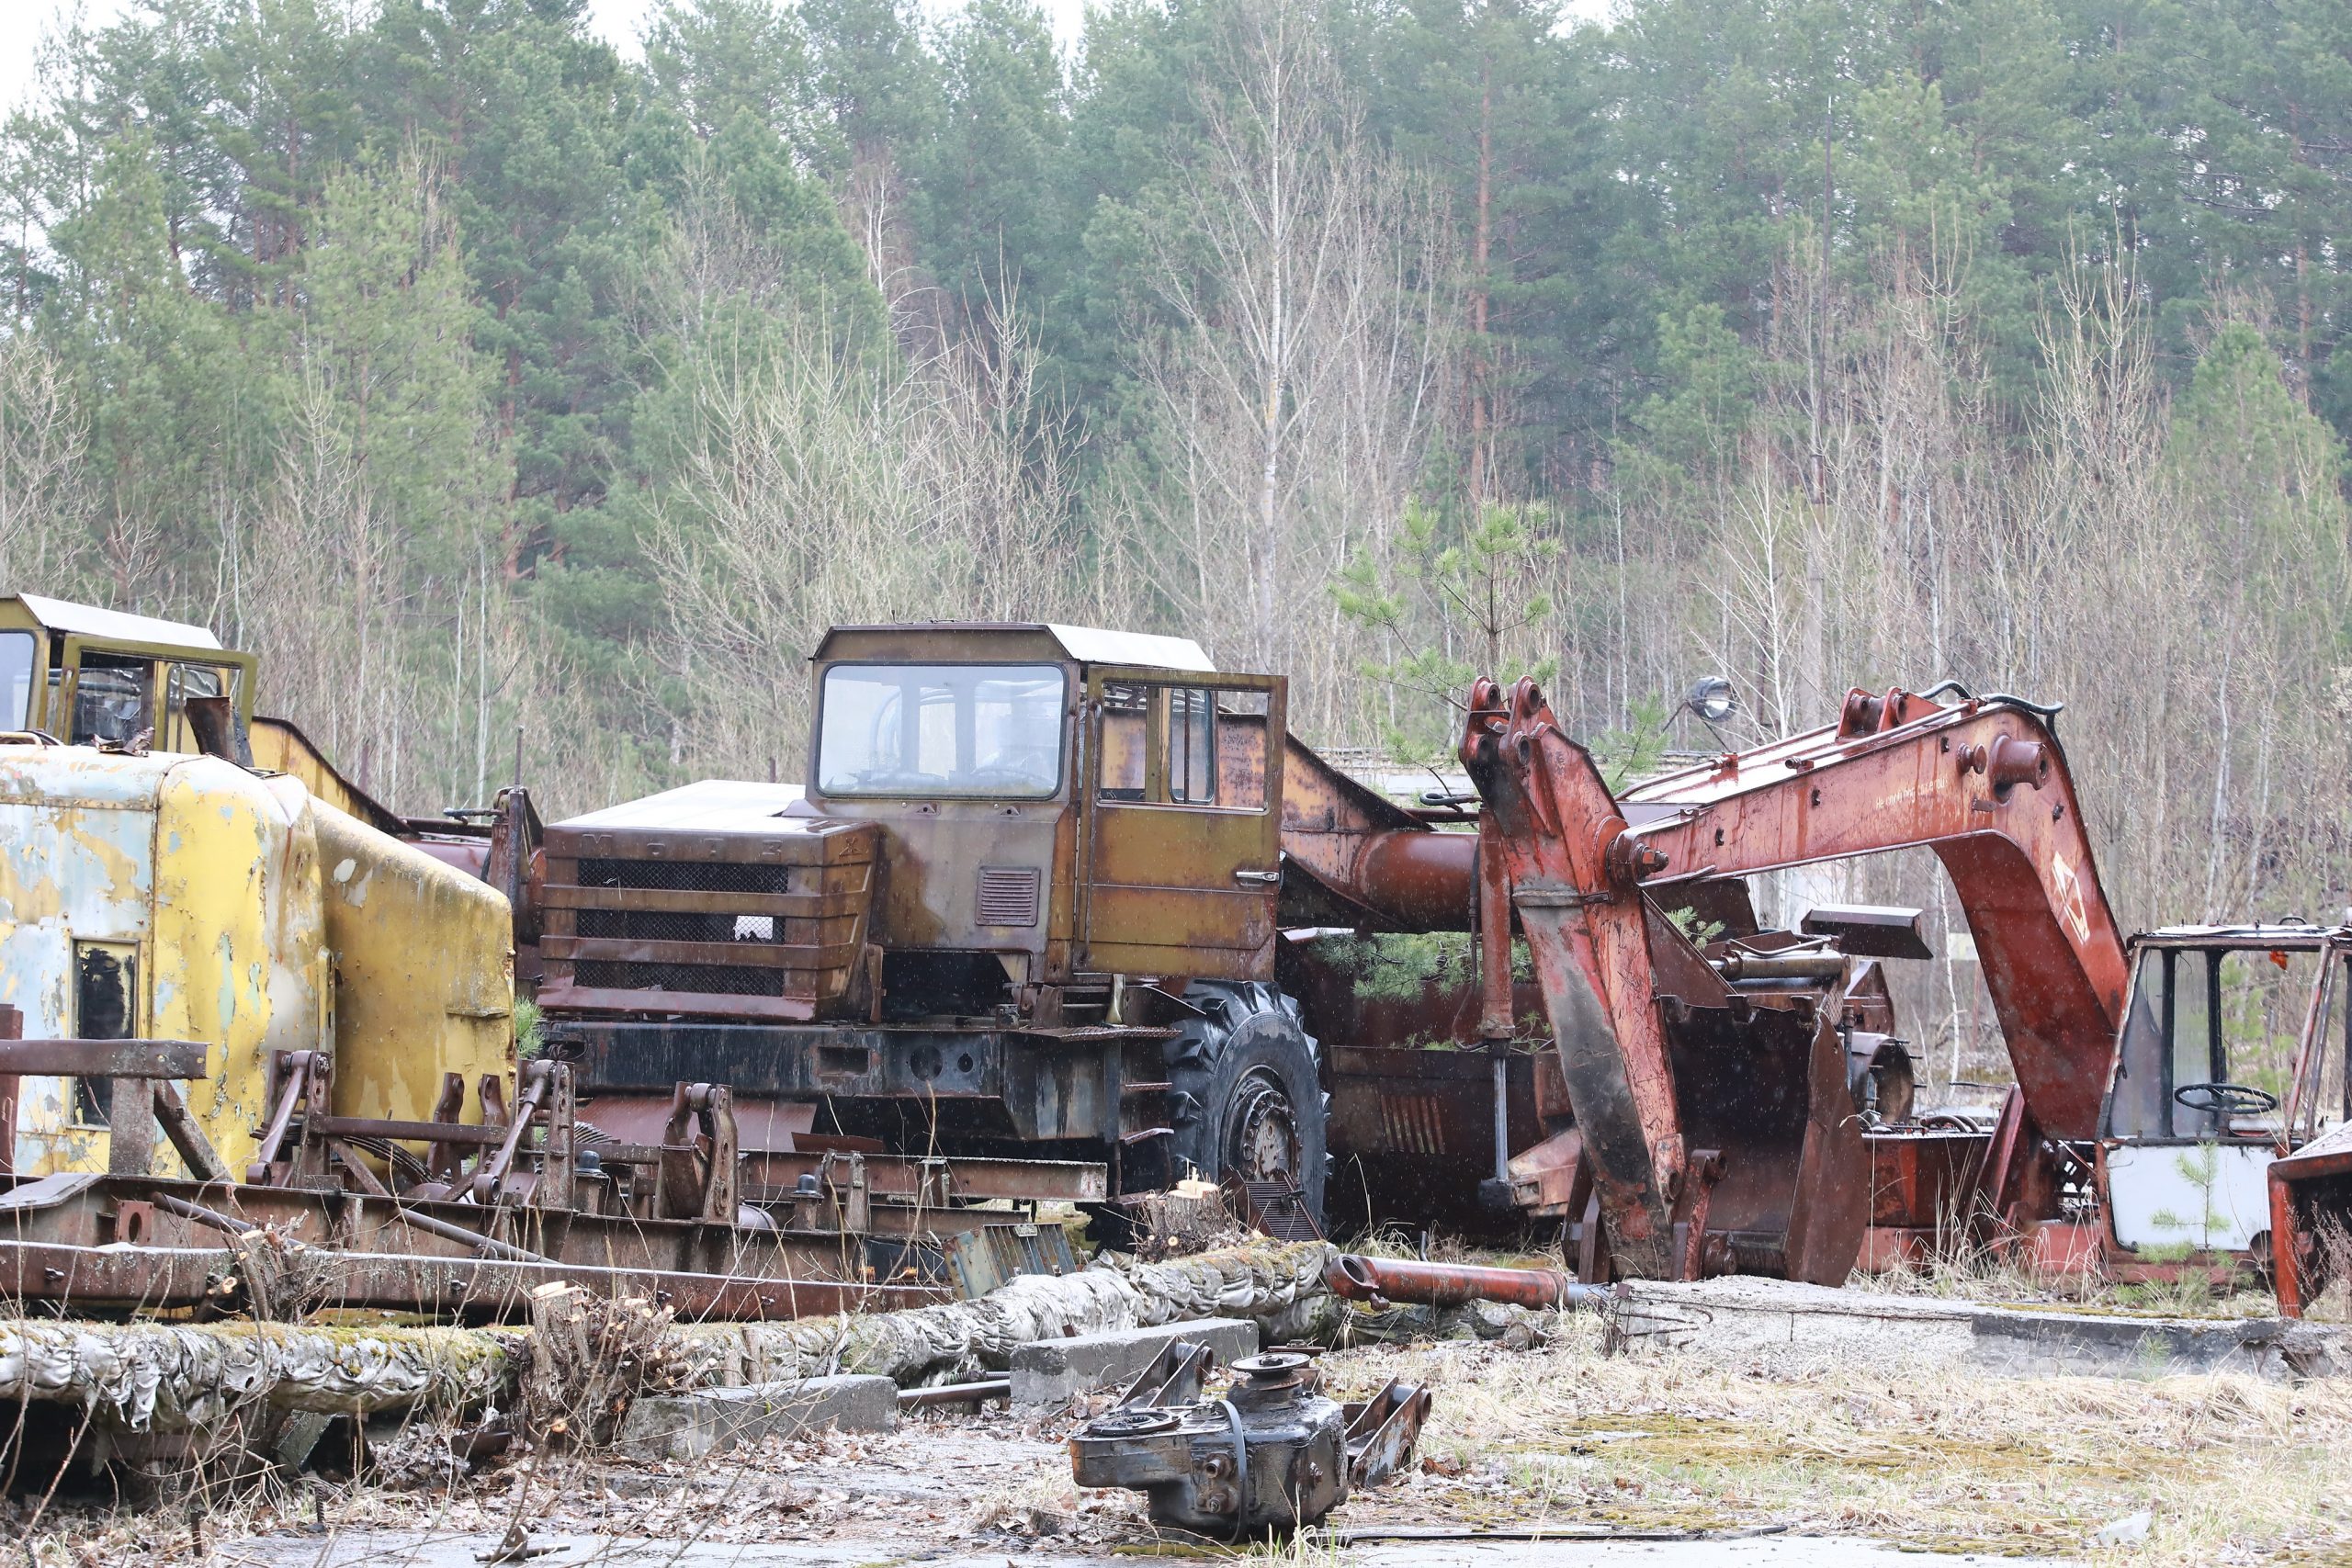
top-left (818, 663), bottom-right (1067, 797)
top-left (0, 631), bottom-right (30, 730)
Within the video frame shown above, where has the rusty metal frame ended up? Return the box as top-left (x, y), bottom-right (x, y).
top-left (0, 1170), bottom-right (949, 1318)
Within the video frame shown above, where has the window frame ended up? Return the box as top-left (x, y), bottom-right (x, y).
top-left (1085, 667), bottom-right (1281, 818)
top-left (812, 660), bottom-right (1072, 801)
top-left (0, 628), bottom-right (33, 732)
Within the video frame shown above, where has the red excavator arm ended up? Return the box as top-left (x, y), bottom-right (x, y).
top-left (1617, 682), bottom-right (2128, 1138)
top-left (1460, 677), bottom-right (2130, 1279)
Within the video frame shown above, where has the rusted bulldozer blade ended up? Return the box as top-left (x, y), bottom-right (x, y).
top-left (1343, 1379), bottom-right (1432, 1488)
top-left (1115, 1338), bottom-right (1214, 1408)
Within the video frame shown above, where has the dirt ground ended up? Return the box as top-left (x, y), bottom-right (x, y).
top-left (16, 1308), bottom-right (2350, 1568)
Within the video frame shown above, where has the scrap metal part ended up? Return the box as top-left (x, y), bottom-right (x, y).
top-left (2271, 1120), bottom-right (2352, 1317)
top-left (1323, 1251), bottom-right (1623, 1312)
top-left (1070, 1338), bottom-right (1428, 1535)
top-left (1070, 1350), bottom-right (1351, 1533)
top-left (1340, 1378), bottom-right (1430, 1489)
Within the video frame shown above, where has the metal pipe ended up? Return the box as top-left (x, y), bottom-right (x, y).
top-left (1324, 1253), bottom-right (1620, 1311)
top-left (1489, 1049), bottom-right (1510, 1187)
top-left (899, 1378), bottom-right (1010, 1408)
top-left (1353, 829), bottom-right (1478, 931)
top-left (390, 1204), bottom-right (548, 1263)
top-left (1712, 952), bottom-right (1848, 984)
top-left (152, 1193), bottom-right (255, 1236)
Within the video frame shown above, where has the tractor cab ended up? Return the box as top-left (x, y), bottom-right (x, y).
top-left (2100, 923), bottom-right (2351, 1259)
top-left (804, 623), bottom-right (1288, 1004)
top-left (0, 593), bottom-right (257, 755)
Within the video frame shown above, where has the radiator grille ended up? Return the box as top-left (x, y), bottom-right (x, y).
top-left (976, 865), bottom-right (1041, 928)
top-left (576, 858), bottom-right (792, 894)
top-left (573, 960), bottom-right (783, 997)
top-left (540, 821), bottom-right (876, 1020)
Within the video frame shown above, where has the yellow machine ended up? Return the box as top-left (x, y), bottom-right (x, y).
top-left (0, 595), bottom-right (513, 1178)
top-left (1, 593), bottom-right (258, 754)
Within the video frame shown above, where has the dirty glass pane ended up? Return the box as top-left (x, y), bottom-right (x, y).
top-left (2168, 951), bottom-right (2214, 1137)
top-left (69, 658), bottom-right (153, 747)
top-left (1216, 694), bottom-right (1270, 810)
top-left (2213, 948), bottom-right (2304, 1133)
top-left (0, 630), bottom-right (30, 730)
top-left (164, 663), bottom-right (228, 752)
top-left (819, 664), bottom-right (1065, 797)
top-left (2109, 949), bottom-right (2168, 1140)
top-left (1168, 687), bottom-right (1216, 804)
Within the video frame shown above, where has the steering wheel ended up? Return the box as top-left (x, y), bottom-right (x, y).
top-left (2172, 1082), bottom-right (2278, 1117)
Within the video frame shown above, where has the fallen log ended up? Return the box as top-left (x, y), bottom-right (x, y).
top-left (0, 1320), bottom-right (517, 1436)
top-left (0, 1240), bottom-right (1340, 1435)
top-left (673, 1237), bottom-right (1342, 1388)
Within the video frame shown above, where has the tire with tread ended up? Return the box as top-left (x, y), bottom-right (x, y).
top-left (1163, 980), bottom-right (1328, 1226)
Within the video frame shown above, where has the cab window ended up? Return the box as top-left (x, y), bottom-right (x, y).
top-left (67, 655), bottom-right (154, 747)
top-left (1097, 683), bottom-right (1270, 810)
top-left (817, 663), bottom-right (1067, 797)
top-left (0, 630), bottom-right (31, 730)
top-left (2111, 944), bottom-right (2309, 1139)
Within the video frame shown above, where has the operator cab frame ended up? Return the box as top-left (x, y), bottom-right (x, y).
top-left (804, 623), bottom-right (1287, 994)
top-left (0, 593), bottom-right (257, 755)
top-left (2099, 922), bottom-right (2351, 1255)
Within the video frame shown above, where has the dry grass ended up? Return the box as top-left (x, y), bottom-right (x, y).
top-left (1316, 1312), bottom-right (2352, 1563)
top-left (10, 1303), bottom-right (2349, 1564)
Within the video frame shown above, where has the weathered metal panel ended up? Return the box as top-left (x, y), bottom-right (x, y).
top-left (313, 798), bottom-right (515, 1137)
top-left (149, 761), bottom-right (326, 1179)
top-left (0, 750), bottom-right (168, 1173)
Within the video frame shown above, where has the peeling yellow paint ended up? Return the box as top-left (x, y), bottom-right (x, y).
top-left (313, 801), bottom-right (514, 1136)
top-left (1, 745), bottom-right (517, 1179)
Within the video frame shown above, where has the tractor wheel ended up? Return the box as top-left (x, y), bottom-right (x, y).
top-left (1165, 981), bottom-right (1328, 1228)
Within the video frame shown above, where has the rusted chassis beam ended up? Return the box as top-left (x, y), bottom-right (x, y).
top-left (0, 1173), bottom-right (948, 1321)
top-left (554, 1019), bottom-right (1176, 1153)
top-left (0, 1240), bottom-right (933, 1323)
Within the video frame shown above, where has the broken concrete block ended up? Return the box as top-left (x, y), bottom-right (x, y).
top-left (1011, 1316), bottom-right (1260, 1407)
top-left (613, 1374), bottom-right (898, 1461)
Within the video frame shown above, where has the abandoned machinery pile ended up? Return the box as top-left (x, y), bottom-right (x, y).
top-left (1, 592), bottom-right (2348, 1357)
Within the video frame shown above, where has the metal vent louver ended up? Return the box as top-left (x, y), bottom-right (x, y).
top-left (977, 865), bottom-right (1042, 927)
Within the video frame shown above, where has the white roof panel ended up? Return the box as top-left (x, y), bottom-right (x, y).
top-left (1044, 624), bottom-right (1215, 672)
top-left (14, 593), bottom-right (224, 651)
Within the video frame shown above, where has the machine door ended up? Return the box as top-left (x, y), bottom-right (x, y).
top-left (1079, 667), bottom-right (1284, 980)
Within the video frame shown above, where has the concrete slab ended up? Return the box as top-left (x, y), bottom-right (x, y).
top-left (611, 1373), bottom-right (897, 1461)
top-left (1614, 1276), bottom-right (2351, 1382)
top-left (1010, 1314), bottom-right (1259, 1406)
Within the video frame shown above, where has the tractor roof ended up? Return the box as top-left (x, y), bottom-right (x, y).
top-left (810, 622), bottom-right (1215, 674)
top-left (7, 592), bottom-right (225, 651)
